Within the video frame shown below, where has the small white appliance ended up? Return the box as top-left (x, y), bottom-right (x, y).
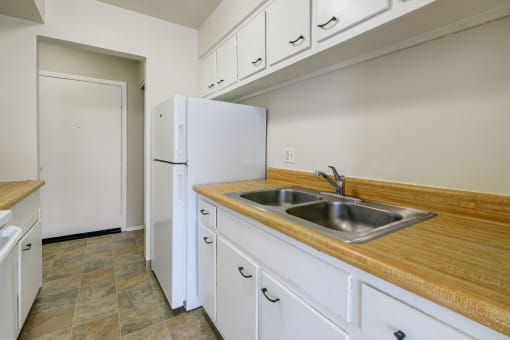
top-left (0, 210), bottom-right (22, 340)
top-left (151, 95), bottom-right (266, 310)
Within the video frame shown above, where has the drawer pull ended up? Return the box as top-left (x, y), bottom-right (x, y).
top-left (203, 237), bottom-right (213, 245)
top-left (261, 288), bottom-right (280, 303)
top-left (317, 16), bottom-right (338, 29)
top-left (237, 266), bottom-right (253, 278)
top-left (251, 57), bottom-right (262, 65)
top-left (217, 79), bottom-right (224, 85)
top-left (289, 35), bottom-right (305, 45)
top-left (200, 209), bottom-right (209, 215)
top-left (22, 243), bottom-right (32, 251)
top-left (394, 330), bottom-right (406, 340)
top-left (208, 83), bottom-right (215, 89)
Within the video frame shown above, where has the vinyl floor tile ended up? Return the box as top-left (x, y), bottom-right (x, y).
top-left (22, 230), bottom-right (220, 340)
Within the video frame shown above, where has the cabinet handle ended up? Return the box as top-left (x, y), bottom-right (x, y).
top-left (251, 57), bottom-right (262, 65)
top-left (22, 243), bottom-right (32, 251)
top-left (217, 79), bottom-right (224, 85)
top-left (237, 266), bottom-right (253, 278)
top-left (289, 35), bottom-right (305, 45)
top-left (203, 237), bottom-right (213, 245)
top-left (200, 209), bottom-right (209, 215)
top-left (317, 16), bottom-right (338, 29)
top-left (208, 83), bottom-right (215, 89)
top-left (394, 330), bottom-right (406, 340)
top-left (261, 288), bottom-right (280, 303)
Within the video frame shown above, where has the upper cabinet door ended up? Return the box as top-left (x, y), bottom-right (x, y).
top-left (314, 0), bottom-right (390, 42)
top-left (237, 11), bottom-right (266, 80)
top-left (267, 0), bottom-right (311, 66)
top-left (216, 36), bottom-right (238, 90)
top-left (200, 52), bottom-right (216, 96)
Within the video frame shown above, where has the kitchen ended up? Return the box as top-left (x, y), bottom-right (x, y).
top-left (0, 0), bottom-right (509, 339)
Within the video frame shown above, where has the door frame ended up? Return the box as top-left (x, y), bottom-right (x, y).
top-left (38, 71), bottom-right (128, 231)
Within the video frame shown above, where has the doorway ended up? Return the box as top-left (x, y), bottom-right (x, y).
top-left (37, 38), bottom-right (145, 239)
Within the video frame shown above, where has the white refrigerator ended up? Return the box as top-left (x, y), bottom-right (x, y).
top-left (151, 95), bottom-right (267, 311)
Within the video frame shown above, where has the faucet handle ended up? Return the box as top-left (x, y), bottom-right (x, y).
top-left (328, 165), bottom-right (344, 181)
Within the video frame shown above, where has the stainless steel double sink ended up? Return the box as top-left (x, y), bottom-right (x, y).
top-left (227, 187), bottom-right (435, 243)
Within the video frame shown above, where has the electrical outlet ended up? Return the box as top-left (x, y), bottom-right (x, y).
top-left (283, 147), bottom-right (296, 163)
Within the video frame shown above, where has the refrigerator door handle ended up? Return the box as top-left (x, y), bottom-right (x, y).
top-left (177, 172), bottom-right (184, 205)
top-left (177, 123), bottom-right (185, 157)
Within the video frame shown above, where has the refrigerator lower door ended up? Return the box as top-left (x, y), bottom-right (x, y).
top-left (152, 161), bottom-right (187, 309)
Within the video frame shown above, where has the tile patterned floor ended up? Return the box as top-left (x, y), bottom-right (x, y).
top-left (19, 230), bottom-right (220, 340)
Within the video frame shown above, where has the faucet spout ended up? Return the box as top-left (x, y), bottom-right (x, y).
top-left (315, 166), bottom-right (345, 196)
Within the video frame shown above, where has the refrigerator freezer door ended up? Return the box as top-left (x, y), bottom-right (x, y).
top-left (152, 95), bottom-right (187, 163)
top-left (152, 161), bottom-right (187, 308)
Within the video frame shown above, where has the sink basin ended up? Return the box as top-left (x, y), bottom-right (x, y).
top-left (239, 188), bottom-right (321, 207)
top-left (227, 187), bottom-right (435, 243)
top-left (286, 201), bottom-right (402, 233)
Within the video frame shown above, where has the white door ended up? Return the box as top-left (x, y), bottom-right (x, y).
top-left (198, 224), bottom-right (216, 322)
top-left (39, 75), bottom-right (123, 238)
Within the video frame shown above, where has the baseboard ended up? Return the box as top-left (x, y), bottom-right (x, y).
top-left (126, 225), bottom-right (145, 232)
top-left (42, 227), bottom-right (121, 244)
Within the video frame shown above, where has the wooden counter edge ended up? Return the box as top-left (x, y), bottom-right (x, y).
top-left (0, 180), bottom-right (45, 210)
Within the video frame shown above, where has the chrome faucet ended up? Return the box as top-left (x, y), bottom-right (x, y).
top-left (315, 166), bottom-right (345, 196)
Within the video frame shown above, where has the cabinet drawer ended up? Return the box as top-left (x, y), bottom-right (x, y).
top-left (197, 225), bottom-right (216, 322)
top-left (18, 221), bottom-right (42, 327)
top-left (314, 0), bottom-right (390, 42)
top-left (198, 199), bottom-right (216, 229)
top-left (260, 272), bottom-right (348, 340)
top-left (218, 209), bottom-right (350, 325)
top-left (361, 284), bottom-right (472, 340)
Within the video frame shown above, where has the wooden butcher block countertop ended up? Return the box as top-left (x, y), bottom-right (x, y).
top-left (194, 168), bottom-right (510, 336)
top-left (0, 180), bottom-right (44, 210)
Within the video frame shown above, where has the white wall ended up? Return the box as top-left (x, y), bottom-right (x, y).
top-left (38, 39), bottom-right (145, 228)
top-left (243, 17), bottom-right (510, 196)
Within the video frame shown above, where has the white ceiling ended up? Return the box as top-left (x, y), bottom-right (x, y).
top-left (97, 0), bottom-right (222, 29)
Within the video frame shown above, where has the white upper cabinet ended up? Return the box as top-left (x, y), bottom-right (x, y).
top-left (314, 0), bottom-right (390, 42)
top-left (237, 11), bottom-right (266, 80)
top-left (200, 52), bottom-right (216, 97)
top-left (267, 0), bottom-right (311, 66)
top-left (216, 36), bottom-right (238, 90)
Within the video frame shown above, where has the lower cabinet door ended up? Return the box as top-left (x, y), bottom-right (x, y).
top-left (18, 221), bottom-right (42, 327)
top-left (198, 224), bottom-right (216, 322)
top-left (216, 237), bottom-right (258, 340)
top-left (260, 271), bottom-right (348, 340)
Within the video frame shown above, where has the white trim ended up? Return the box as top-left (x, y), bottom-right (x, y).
top-left (126, 225), bottom-right (145, 232)
top-left (38, 71), bottom-right (128, 231)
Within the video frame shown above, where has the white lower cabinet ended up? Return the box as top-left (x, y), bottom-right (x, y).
top-left (361, 284), bottom-right (472, 340)
top-left (260, 271), bottom-right (348, 340)
top-left (197, 223), bottom-right (216, 322)
top-left (18, 220), bottom-right (42, 327)
top-left (216, 237), bottom-right (258, 340)
top-left (197, 196), bottom-right (506, 340)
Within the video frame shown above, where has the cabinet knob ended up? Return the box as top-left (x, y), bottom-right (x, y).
top-left (237, 266), bottom-right (253, 278)
top-left (261, 288), bottom-right (280, 303)
top-left (394, 330), bottom-right (406, 340)
top-left (289, 35), bottom-right (305, 45)
top-left (203, 237), bottom-right (213, 245)
top-left (208, 83), bottom-right (215, 89)
top-left (251, 57), bottom-right (262, 66)
top-left (217, 79), bottom-right (224, 85)
top-left (200, 209), bottom-right (209, 216)
top-left (22, 243), bottom-right (32, 251)
top-left (317, 16), bottom-right (338, 29)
